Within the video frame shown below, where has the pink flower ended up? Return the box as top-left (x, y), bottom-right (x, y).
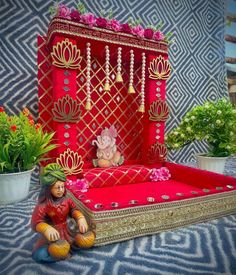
top-left (70, 9), bottom-right (81, 21)
top-left (121, 23), bottom-right (132, 34)
top-left (159, 167), bottom-right (171, 180)
top-left (144, 28), bottom-right (154, 39)
top-left (153, 31), bottom-right (165, 41)
top-left (66, 179), bottom-right (89, 192)
top-left (132, 25), bottom-right (144, 38)
top-left (150, 167), bottom-right (171, 181)
top-left (58, 4), bottom-right (71, 19)
top-left (96, 17), bottom-right (108, 28)
top-left (81, 13), bottom-right (96, 28)
top-left (108, 19), bottom-right (122, 31)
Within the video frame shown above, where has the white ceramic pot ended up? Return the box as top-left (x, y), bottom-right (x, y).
top-left (196, 154), bottom-right (227, 174)
top-left (0, 168), bottom-right (34, 204)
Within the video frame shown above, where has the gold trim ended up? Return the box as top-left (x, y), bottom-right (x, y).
top-left (47, 18), bottom-right (168, 54)
top-left (52, 94), bottom-right (81, 122)
top-left (68, 190), bottom-right (236, 246)
top-left (56, 148), bottom-right (84, 175)
top-left (148, 56), bottom-right (171, 80)
top-left (147, 142), bottom-right (167, 163)
top-left (148, 100), bottom-right (169, 121)
top-left (51, 38), bottom-right (82, 69)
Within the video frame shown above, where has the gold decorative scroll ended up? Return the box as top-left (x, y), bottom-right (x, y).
top-left (147, 142), bottom-right (167, 163)
top-left (51, 38), bottom-right (82, 69)
top-left (52, 94), bottom-right (81, 122)
top-left (56, 148), bottom-right (84, 175)
top-left (148, 56), bottom-right (171, 80)
top-left (148, 100), bottom-right (169, 122)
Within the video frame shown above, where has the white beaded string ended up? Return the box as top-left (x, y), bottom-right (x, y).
top-left (104, 45), bottom-right (110, 91)
top-left (128, 50), bottom-right (135, 94)
top-left (138, 52), bottom-right (146, 112)
top-left (116, 47), bottom-right (123, 83)
top-left (85, 43), bottom-right (91, 110)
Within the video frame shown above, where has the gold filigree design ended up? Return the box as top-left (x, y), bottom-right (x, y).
top-left (56, 148), bottom-right (84, 175)
top-left (75, 56), bottom-right (144, 162)
top-left (51, 38), bottom-right (82, 69)
top-left (68, 189), bottom-right (236, 246)
top-left (52, 94), bottom-right (81, 122)
top-left (148, 100), bottom-right (169, 121)
top-left (148, 56), bottom-right (171, 80)
top-left (147, 142), bottom-right (167, 163)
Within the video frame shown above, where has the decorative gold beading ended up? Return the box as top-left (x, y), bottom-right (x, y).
top-left (68, 190), bottom-right (236, 246)
top-left (147, 142), bottom-right (167, 163)
top-left (52, 94), bottom-right (81, 122)
top-left (148, 100), bottom-right (169, 121)
top-left (56, 148), bottom-right (84, 175)
top-left (148, 56), bottom-right (171, 80)
top-left (51, 38), bottom-right (82, 69)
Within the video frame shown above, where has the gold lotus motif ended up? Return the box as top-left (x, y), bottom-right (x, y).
top-left (51, 38), bottom-right (82, 69)
top-left (56, 148), bottom-right (84, 175)
top-left (147, 142), bottom-right (167, 163)
top-left (52, 94), bottom-right (81, 123)
top-left (148, 100), bottom-right (169, 122)
top-left (148, 56), bottom-right (171, 80)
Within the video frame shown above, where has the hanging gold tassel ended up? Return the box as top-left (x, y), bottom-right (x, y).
top-left (85, 101), bottom-right (91, 110)
top-left (104, 45), bottom-right (110, 91)
top-left (86, 42), bottom-right (92, 111)
top-left (128, 49), bottom-right (135, 94)
top-left (104, 82), bottom-right (110, 92)
top-left (116, 72), bottom-right (123, 83)
top-left (116, 47), bottom-right (123, 83)
top-left (128, 85), bottom-right (135, 94)
top-left (138, 104), bottom-right (145, 113)
top-left (138, 52), bottom-right (146, 113)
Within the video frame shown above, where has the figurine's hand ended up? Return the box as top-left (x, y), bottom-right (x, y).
top-left (44, 226), bottom-right (60, 242)
top-left (77, 217), bottom-right (88, 233)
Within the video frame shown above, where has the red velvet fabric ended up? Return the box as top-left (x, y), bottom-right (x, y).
top-left (84, 164), bottom-right (162, 188)
top-left (68, 162), bottom-right (236, 212)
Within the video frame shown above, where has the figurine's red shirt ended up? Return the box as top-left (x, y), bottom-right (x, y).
top-left (31, 196), bottom-right (77, 244)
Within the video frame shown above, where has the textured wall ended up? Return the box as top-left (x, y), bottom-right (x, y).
top-left (0, 0), bottom-right (227, 162)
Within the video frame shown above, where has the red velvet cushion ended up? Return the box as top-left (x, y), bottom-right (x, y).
top-left (84, 164), bottom-right (162, 188)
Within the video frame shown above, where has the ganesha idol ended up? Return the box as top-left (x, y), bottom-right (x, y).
top-left (92, 125), bottom-right (124, 168)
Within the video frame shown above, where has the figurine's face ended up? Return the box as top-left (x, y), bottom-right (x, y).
top-left (50, 181), bottom-right (65, 198)
top-left (102, 135), bottom-right (111, 145)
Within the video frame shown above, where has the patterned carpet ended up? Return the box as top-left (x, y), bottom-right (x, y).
top-left (0, 159), bottom-right (236, 275)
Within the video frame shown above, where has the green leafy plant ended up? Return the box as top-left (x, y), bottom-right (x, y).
top-left (166, 98), bottom-right (236, 157)
top-left (0, 107), bottom-right (57, 173)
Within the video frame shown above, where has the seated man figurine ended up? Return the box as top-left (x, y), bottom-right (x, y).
top-left (31, 163), bottom-right (95, 263)
top-left (92, 125), bottom-right (124, 168)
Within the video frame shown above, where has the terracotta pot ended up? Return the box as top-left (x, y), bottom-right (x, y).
top-left (0, 168), bottom-right (34, 204)
top-left (196, 154), bottom-right (227, 174)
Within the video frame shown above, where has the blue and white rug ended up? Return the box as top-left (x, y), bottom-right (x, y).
top-left (0, 160), bottom-right (236, 275)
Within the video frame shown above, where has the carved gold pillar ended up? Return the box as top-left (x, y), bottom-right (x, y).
top-left (142, 55), bottom-right (171, 164)
top-left (51, 36), bottom-right (83, 178)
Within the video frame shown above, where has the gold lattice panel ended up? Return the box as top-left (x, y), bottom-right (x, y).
top-left (75, 56), bottom-right (144, 163)
top-left (38, 36), bottom-right (53, 132)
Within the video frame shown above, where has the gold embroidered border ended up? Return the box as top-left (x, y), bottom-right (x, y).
top-left (47, 18), bottom-right (168, 54)
top-left (68, 190), bottom-right (236, 246)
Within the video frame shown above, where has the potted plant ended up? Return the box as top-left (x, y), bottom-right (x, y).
top-left (0, 106), bottom-right (57, 204)
top-left (165, 98), bottom-right (236, 173)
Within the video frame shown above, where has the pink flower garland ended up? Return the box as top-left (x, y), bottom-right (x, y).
top-left (58, 4), bottom-right (71, 19)
top-left (54, 5), bottom-right (167, 41)
top-left (150, 167), bottom-right (171, 182)
top-left (132, 25), bottom-right (144, 38)
top-left (80, 13), bottom-right (96, 28)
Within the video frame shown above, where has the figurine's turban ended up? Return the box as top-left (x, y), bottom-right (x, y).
top-left (40, 163), bottom-right (66, 186)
